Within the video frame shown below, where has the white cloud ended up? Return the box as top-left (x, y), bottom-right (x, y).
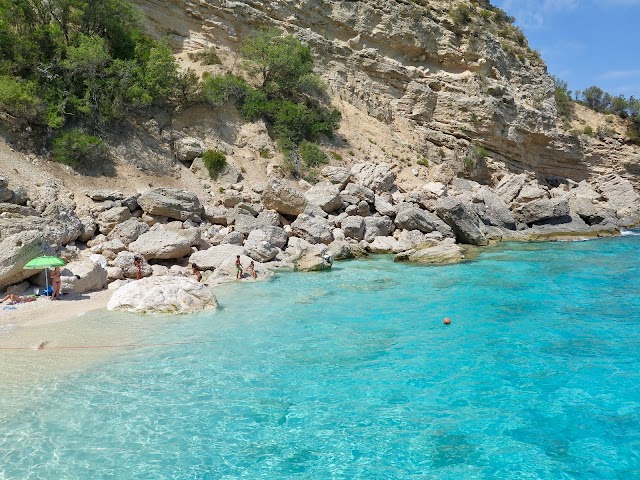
top-left (599, 69), bottom-right (640, 80)
top-left (497, 0), bottom-right (579, 28)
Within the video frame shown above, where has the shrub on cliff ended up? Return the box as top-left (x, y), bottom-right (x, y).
top-left (553, 76), bottom-right (574, 119)
top-left (202, 149), bottom-right (227, 180)
top-left (298, 141), bottom-right (328, 167)
top-left (52, 129), bottom-right (107, 167)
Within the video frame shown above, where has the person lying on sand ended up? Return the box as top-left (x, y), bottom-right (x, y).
top-left (1, 293), bottom-right (37, 305)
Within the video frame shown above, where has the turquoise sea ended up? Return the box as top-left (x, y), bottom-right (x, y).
top-left (1, 236), bottom-right (639, 479)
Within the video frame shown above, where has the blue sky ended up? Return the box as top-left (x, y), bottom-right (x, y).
top-left (491, 0), bottom-right (640, 98)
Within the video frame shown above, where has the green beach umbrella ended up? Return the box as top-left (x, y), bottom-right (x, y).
top-left (23, 256), bottom-right (65, 296)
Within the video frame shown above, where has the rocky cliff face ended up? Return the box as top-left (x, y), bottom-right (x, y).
top-left (135, 0), bottom-right (639, 187)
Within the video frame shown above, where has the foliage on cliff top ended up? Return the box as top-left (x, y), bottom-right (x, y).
top-left (0, 0), bottom-right (179, 131)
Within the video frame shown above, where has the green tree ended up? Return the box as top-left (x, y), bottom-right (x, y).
top-left (552, 75), bottom-right (574, 119)
top-left (580, 86), bottom-right (611, 113)
top-left (239, 28), bottom-right (316, 99)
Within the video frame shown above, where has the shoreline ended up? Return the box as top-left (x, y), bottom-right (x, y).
top-left (0, 233), bottom-right (636, 388)
top-left (3, 229), bottom-right (634, 337)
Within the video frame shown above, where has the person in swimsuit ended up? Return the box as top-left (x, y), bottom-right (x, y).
top-left (1, 293), bottom-right (36, 305)
top-left (235, 255), bottom-right (243, 280)
top-left (247, 261), bottom-right (257, 280)
top-left (191, 264), bottom-right (202, 282)
top-left (133, 257), bottom-right (142, 280)
top-left (51, 267), bottom-right (61, 300)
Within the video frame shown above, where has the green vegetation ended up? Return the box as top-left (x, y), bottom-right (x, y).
top-left (298, 140), bottom-right (328, 167)
top-left (417, 156), bottom-right (429, 167)
top-left (187, 46), bottom-right (221, 65)
top-left (572, 85), bottom-right (640, 140)
top-left (463, 157), bottom-right (475, 173)
top-left (51, 128), bottom-right (107, 167)
top-left (583, 126), bottom-right (594, 137)
top-left (201, 73), bottom-right (250, 107)
top-left (471, 144), bottom-right (489, 160)
top-left (201, 29), bottom-right (340, 177)
top-left (450, 4), bottom-right (473, 30)
top-left (259, 148), bottom-right (272, 159)
top-left (0, 0), bottom-right (179, 131)
top-left (330, 151), bottom-right (343, 161)
top-left (553, 76), bottom-right (574, 120)
top-left (202, 149), bottom-right (227, 179)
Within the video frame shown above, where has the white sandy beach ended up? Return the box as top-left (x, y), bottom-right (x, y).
top-left (0, 290), bottom-right (113, 329)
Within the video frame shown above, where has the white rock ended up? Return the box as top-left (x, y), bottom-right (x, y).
top-left (107, 276), bottom-right (218, 314)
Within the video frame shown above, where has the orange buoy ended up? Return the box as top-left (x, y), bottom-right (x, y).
top-left (443, 317), bottom-right (451, 325)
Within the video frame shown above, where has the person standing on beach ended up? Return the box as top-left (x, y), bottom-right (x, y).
top-left (51, 267), bottom-right (61, 300)
top-left (235, 255), bottom-right (243, 280)
top-left (133, 257), bottom-right (142, 280)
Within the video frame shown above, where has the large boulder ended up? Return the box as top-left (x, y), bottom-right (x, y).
top-left (593, 174), bottom-right (640, 223)
top-left (304, 181), bottom-right (342, 213)
top-left (374, 194), bottom-right (396, 217)
top-left (0, 231), bottom-right (43, 290)
top-left (189, 244), bottom-right (245, 270)
top-left (570, 195), bottom-right (616, 226)
top-left (495, 173), bottom-right (527, 204)
top-left (476, 186), bottom-right (516, 230)
top-left (107, 218), bottom-right (150, 245)
top-left (253, 225), bottom-right (288, 249)
top-left (514, 197), bottom-right (571, 226)
top-left (321, 166), bottom-right (351, 188)
top-left (363, 216), bottom-right (394, 242)
top-left (436, 197), bottom-right (488, 246)
top-left (284, 238), bottom-right (333, 272)
top-left (96, 206), bottom-right (131, 235)
top-left (108, 276), bottom-right (218, 314)
top-left (244, 230), bottom-right (280, 262)
top-left (203, 206), bottom-right (229, 226)
top-left (0, 203), bottom-right (39, 216)
top-left (350, 162), bottom-right (396, 193)
top-left (340, 183), bottom-right (375, 206)
top-left (42, 201), bottom-right (83, 246)
top-left (341, 215), bottom-right (365, 241)
top-left (138, 188), bottom-right (203, 221)
top-left (515, 182), bottom-right (549, 203)
top-left (395, 239), bottom-right (465, 265)
top-left (174, 137), bottom-right (204, 163)
top-left (262, 180), bottom-right (307, 216)
top-left (78, 216), bottom-right (97, 243)
top-left (112, 251), bottom-right (152, 279)
top-left (394, 207), bottom-right (451, 236)
top-left (129, 229), bottom-right (198, 260)
top-left (60, 260), bottom-right (108, 293)
top-left (291, 214), bottom-right (333, 244)
top-left (232, 213), bottom-right (279, 236)
top-left (0, 177), bottom-right (12, 202)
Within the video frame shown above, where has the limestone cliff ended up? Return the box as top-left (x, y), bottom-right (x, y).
top-left (135, 0), bottom-right (640, 187)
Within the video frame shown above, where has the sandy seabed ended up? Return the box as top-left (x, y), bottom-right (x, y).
top-left (0, 290), bottom-right (151, 385)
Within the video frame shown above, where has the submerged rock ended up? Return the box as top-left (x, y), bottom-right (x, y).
top-left (394, 239), bottom-right (465, 265)
top-left (107, 276), bottom-right (218, 314)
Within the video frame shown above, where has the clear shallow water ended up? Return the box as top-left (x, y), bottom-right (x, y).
top-left (1, 238), bottom-right (639, 479)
